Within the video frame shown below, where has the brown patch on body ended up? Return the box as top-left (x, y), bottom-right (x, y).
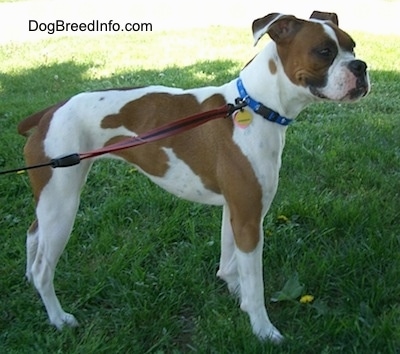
top-left (269, 59), bottom-right (277, 74)
top-left (101, 92), bottom-right (263, 251)
top-left (101, 93), bottom-right (229, 191)
top-left (19, 101), bottom-right (68, 204)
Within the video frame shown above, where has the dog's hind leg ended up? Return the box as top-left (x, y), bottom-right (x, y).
top-left (26, 220), bottom-right (39, 282)
top-left (28, 163), bottom-right (91, 329)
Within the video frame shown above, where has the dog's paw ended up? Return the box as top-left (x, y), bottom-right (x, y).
top-left (264, 327), bottom-right (285, 344)
top-left (248, 310), bottom-right (284, 343)
top-left (51, 312), bottom-right (79, 330)
top-left (253, 326), bottom-right (284, 344)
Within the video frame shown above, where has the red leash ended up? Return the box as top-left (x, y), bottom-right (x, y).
top-left (0, 101), bottom-right (246, 175)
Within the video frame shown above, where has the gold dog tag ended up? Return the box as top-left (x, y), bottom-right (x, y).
top-left (233, 110), bottom-right (253, 128)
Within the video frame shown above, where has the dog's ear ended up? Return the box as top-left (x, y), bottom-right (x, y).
top-left (252, 13), bottom-right (304, 46)
top-left (310, 11), bottom-right (339, 26)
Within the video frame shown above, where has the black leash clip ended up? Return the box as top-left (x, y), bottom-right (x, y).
top-left (50, 153), bottom-right (81, 168)
top-left (226, 98), bottom-right (248, 117)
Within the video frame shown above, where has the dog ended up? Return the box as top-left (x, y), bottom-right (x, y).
top-left (18, 11), bottom-right (369, 342)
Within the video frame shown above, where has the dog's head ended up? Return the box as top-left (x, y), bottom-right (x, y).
top-left (252, 11), bottom-right (370, 102)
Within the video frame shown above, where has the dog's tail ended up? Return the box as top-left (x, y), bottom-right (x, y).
top-left (18, 100), bottom-right (68, 137)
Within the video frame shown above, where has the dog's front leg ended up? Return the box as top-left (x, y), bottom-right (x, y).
top-left (217, 205), bottom-right (240, 296)
top-left (231, 213), bottom-right (283, 343)
top-left (235, 241), bottom-right (283, 342)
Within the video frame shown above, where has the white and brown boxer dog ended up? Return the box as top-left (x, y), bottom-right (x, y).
top-left (18, 11), bottom-right (369, 342)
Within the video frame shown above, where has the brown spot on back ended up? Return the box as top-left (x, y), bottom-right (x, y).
top-left (101, 93), bottom-right (230, 190)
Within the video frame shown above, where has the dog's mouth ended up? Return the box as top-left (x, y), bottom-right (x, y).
top-left (347, 83), bottom-right (370, 100)
top-left (310, 86), bottom-right (328, 99)
top-left (310, 79), bottom-right (370, 102)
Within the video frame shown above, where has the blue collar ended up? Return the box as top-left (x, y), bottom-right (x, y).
top-left (236, 78), bottom-right (293, 126)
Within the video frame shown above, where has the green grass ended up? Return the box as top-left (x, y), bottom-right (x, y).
top-left (0, 27), bottom-right (399, 353)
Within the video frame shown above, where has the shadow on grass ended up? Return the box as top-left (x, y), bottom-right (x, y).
top-left (0, 58), bottom-right (240, 116)
top-left (2, 58), bottom-right (398, 119)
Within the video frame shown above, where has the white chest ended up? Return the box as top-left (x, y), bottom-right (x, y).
top-left (232, 115), bottom-right (286, 212)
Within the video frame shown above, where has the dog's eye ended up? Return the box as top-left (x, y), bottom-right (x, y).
top-left (313, 45), bottom-right (338, 64)
top-left (318, 48), bottom-right (333, 58)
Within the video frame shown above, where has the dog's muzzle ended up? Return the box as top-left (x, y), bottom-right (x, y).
top-left (348, 59), bottom-right (370, 99)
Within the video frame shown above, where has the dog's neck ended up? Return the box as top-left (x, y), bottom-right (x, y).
top-left (239, 42), bottom-right (314, 119)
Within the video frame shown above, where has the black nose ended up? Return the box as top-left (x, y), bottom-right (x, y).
top-left (349, 60), bottom-right (367, 76)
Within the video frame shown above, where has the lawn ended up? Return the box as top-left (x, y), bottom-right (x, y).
top-left (0, 26), bottom-right (399, 353)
